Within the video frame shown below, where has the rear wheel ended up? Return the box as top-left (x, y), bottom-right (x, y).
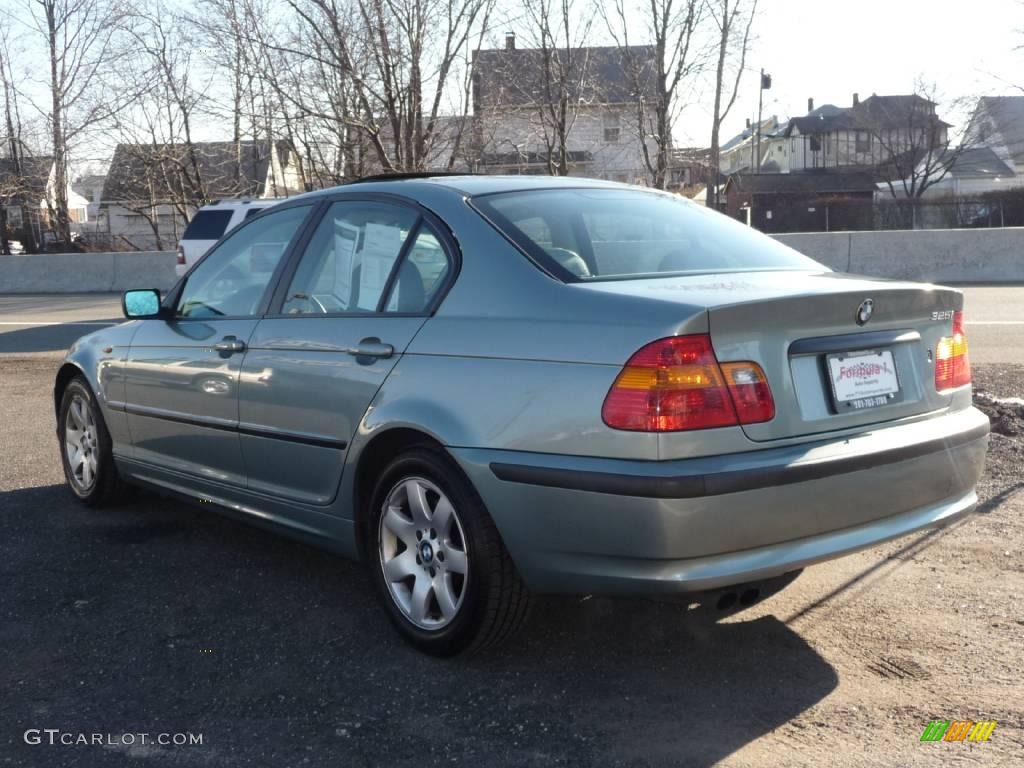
top-left (366, 446), bottom-right (530, 656)
top-left (58, 377), bottom-right (127, 507)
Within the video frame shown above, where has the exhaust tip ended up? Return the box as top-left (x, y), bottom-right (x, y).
top-left (740, 588), bottom-right (761, 607)
top-left (716, 592), bottom-right (737, 611)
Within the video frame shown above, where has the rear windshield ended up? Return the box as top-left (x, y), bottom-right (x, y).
top-left (182, 209), bottom-right (233, 240)
top-left (471, 188), bottom-right (822, 281)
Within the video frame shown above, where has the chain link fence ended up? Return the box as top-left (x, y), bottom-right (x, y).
top-left (737, 190), bottom-right (1024, 234)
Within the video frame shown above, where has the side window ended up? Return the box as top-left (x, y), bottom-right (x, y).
top-left (181, 209), bottom-right (233, 240)
top-left (176, 205), bottom-right (311, 318)
top-left (385, 229), bottom-right (450, 312)
top-left (282, 201), bottom-right (449, 315)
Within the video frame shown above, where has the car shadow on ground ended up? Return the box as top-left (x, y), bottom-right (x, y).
top-left (0, 321), bottom-right (119, 354)
top-left (1, 483), bottom-right (838, 767)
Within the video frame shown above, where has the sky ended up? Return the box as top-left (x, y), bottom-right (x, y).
top-left (6, 0), bottom-right (1024, 171)
top-left (683, 0), bottom-right (1024, 146)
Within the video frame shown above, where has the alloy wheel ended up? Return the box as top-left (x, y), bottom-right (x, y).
top-left (64, 394), bottom-right (100, 492)
top-left (378, 476), bottom-right (469, 630)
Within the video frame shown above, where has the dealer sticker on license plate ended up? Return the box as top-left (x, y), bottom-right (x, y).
top-left (826, 349), bottom-right (900, 410)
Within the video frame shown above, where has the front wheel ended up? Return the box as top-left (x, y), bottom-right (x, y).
top-left (366, 446), bottom-right (530, 656)
top-left (58, 376), bottom-right (127, 507)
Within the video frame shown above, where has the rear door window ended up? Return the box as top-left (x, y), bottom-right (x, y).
top-left (244, 207), bottom-right (267, 220)
top-left (281, 201), bottom-right (449, 315)
top-left (182, 209), bottom-right (233, 240)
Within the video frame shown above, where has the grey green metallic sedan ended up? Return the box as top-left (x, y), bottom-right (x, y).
top-left (55, 175), bottom-right (989, 655)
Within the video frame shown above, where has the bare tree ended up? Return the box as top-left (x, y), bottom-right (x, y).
top-left (20, 0), bottom-right (124, 244)
top-left (189, 0), bottom-right (254, 190)
top-left (515, 0), bottom-right (596, 175)
top-left (104, 1), bottom-right (219, 248)
top-left (0, 28), bottom-right (38, 254)
top-left (706, 0), bottom-right (757, 207)
top-left (263, 0), bottom-right (492, 174)
top-left (602, 0), bottom-right (704, 188)
top-left (868, 84), bottom-right (976, 201)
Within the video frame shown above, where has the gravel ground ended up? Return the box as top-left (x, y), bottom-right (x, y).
top-left (0, 358), bottom-right (1021, 767)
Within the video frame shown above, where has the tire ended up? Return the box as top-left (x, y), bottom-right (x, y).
top-left (57, 376), bottom-right (128, 507)
top-left (366, 446), bottom-right (531, 656)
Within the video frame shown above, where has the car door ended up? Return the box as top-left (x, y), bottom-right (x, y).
top-left (123, 204), bottom-right (314, 484)
top-left (236, 198), bottom-right (454, 506)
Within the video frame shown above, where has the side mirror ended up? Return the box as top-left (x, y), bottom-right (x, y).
top-left (122, 289), bottom-right (163, 319)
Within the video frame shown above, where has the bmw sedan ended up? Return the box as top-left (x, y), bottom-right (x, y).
top-left (55, 175), bottom-right (989, 655)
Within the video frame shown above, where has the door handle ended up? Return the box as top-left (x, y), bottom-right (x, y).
top-left (346, 338), bottom-right (394, 359)
top-left (214, 337), bottom-right (246, 354)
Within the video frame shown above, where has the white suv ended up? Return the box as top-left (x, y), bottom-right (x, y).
top-left (175, 199), bottom-right (285, 276)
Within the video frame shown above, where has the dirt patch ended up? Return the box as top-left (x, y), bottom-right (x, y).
top-left (973, 363), bottom-right (1024, 437)
top-left (976, 394), bottom-right (1024, 437)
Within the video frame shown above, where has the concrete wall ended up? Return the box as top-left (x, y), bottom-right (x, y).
top-left (773, 228), bottom-right (1024, 283)
top-left (0, 251), bottom-right (176, 294)
top-left (1, 228), bottom-right (1022, 293)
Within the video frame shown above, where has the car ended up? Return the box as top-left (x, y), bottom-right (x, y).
top-left (55, 174), bottom-right (989, 656)
top-left (175, 198), bottom-right (285, 276)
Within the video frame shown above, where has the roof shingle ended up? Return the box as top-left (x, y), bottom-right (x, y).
top-left (473, 45), bottom-right (656, 110)
top-left (101, 140), bottom-right (289, 205)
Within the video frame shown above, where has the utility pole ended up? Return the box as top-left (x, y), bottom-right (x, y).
top-left (756, 69), bottom-right (771, 171)
top-left (749, 116), bottom-right (755, 171)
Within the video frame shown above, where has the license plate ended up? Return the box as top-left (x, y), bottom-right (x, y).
top-left (826, 349), bottom-right (900, 411)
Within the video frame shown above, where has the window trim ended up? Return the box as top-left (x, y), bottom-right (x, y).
top-left (264, 192), bottom-right (461, 320)
top-left (854, 130), bottom-right (872, 154)
top-left (162, 200), bottom-right (322, 321)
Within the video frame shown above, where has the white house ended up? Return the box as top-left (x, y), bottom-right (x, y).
top-left (719, 115), bottom-right (786, 175)
top-left (470, 37), bottom-right (658, 182)
top-left (953, 96), bottom-right (1024, 194)
top-left (100, 140), bottom-right (302, 251)
top-left (722, 95), bottom-right (951, 177)
top-left (0, 155), bottom-right (89, 251)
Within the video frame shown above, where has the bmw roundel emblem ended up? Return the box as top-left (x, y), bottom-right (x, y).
top-left (855, 299), bottom-right (874, 326)
top-left (420, 541), bottom-right (434, 564)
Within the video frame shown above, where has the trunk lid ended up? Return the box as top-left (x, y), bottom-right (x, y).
top-left (581, 270), bottom-right (963, 442)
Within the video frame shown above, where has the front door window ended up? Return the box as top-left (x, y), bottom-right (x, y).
top-left (178, 205), bottom-right (312, 318)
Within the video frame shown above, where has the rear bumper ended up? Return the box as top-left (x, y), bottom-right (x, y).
top-left (451, 406), bottom-right (989, 594)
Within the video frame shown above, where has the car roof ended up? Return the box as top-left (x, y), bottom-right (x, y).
top-left (291, 174), bottom-right (629, 202)
top-left (196, 198), bottom-right (282, 211)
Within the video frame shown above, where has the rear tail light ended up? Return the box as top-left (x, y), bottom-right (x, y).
top-left (720, 362), bottom-right (776, 424)
top-left (176, 245), bottom-right (186, 266)
top-left (602, 335), bottom-right (775, 432)
top-left (935, 310), bottom-right (971, 391)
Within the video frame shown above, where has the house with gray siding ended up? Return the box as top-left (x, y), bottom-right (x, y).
top-left (470, 36), bottom-right (659, 182)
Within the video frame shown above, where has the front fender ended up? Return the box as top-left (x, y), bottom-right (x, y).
top-left (55, 321), bottom-right (141, 452)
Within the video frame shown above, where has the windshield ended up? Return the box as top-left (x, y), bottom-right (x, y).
top-left (472, 188), bottom-right (823, 281)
